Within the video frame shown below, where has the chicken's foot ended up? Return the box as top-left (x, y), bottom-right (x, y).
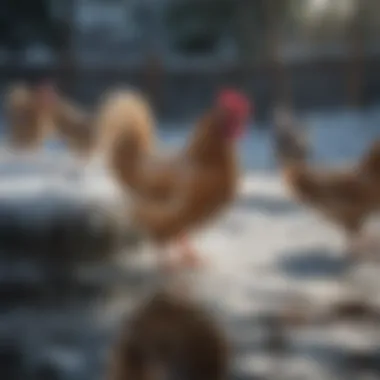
top-left (176, 234), bottom-right (204, 269)
top-left (155, 235), bottom-right (204, 275)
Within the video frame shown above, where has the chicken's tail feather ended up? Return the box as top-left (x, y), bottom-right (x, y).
top-left (96, 89), bottom-right (156, 188)
top-left (96, 89), bottom-right (155, 153)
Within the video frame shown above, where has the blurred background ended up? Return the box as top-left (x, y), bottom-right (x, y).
top-left (1, 1), bottom-right (380, 380)
top-left (1, 0), bottom-right (380, 120)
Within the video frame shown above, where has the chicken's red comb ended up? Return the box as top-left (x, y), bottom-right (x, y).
top-left (217, 89), bottom-right (251, 118)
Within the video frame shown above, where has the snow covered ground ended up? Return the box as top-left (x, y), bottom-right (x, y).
top-left (1, 107), bottom-right (380, 379)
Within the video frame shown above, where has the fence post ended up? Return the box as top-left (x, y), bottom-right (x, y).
top-left (141, 0), bottom-right (164, 114)
top-left (57, 0), bottom-right (76, 95)
top-left (264, 0), bottom-right (292, 108)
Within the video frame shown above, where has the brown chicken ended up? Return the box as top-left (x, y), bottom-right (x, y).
top-left (107, 290), bottom-right (229, 380)
top-left (108, 90), bottom-right (250, 271)
top-left (356, 139), bottom-right (380, 184)
top-left (278, 115), bottom-right (380, 262)
top-left (26, 83), bottom-right (97, 159)
top-left (4, 82), bottom-right (55, 150)
top-left (51, 96), bottom-right (95, 158)
top-left (96, 89), bottom-right (156, 163)
top-left (30, 86), bottom-right (155, 169)
top-left (284, 164), bottom-right (374, 259)
top-left (95, 89), bottom-right (170, 199)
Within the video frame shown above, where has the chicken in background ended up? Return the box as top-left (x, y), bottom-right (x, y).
top-left (107, 290), bottom-right (229, 380)
top-left (49, 94), bottom-right (95, 159)
top-left (4, 82), bottom-right (56, 151)
top-left (29, 86), bottom-right (156, 181)
top-left (356, 139), bottom-right (380, 185)
top-left (33, 85), bottom-right (155, 160)
top-left (106, 89), bottom-right (250, 272)
top-left (23, 82), bottom-right (99, 179)
top-left (275, 107), bottom-right (380, 263)
top-left (272, 104), bottom-right (310, 167)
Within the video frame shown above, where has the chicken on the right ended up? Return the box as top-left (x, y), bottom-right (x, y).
top-left (274, 105), bottom-right (380, 263)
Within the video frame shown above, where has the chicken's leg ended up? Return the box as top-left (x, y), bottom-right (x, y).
top-left (176, 233), bottom-right (203, 269)
top-left (156, 235), bottom-right (203, 273)
top-left (155, 244), bottom-right (176, 274)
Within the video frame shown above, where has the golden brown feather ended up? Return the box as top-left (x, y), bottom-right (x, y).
top-left (106, 90), bottom-right (250, 271)
top-left (132, 109), bottom-right (240, 243)
top-left (283, 163), bottom-right (372, 233)
top-left (280, 137), bottom-right (380, 261)
top-left (5, 83), bottom-right (54, 150)
top-left (96, 90), bottom-right (176, 199)
top-left (357, 139), bottom-right (380, 183)
top-left (272, 105), bottom-right (380, 261)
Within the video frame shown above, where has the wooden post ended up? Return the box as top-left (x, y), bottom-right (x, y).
top-left (264, 0), bottom-right (292, 108)
top-left (143, 52), bottom-right (164, 113)
top-left (57, 0), bottom-right (76, 94)
top-left (141, 0), bottom-right (164, 113)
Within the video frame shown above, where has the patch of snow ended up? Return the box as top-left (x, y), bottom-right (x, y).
top-left (0, 107), bottom-right (379, 379)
